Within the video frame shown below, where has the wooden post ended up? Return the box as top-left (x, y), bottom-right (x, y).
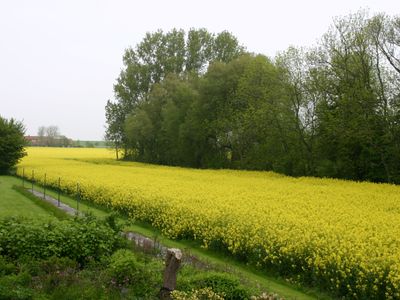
top-left (57, 177), bottom-right (61, 207)
top-left (43, 173), bottom-right (46, 199)
top-left (76, 183), bottom-right (80, 211)
top-left (159, 248), bottom-right (182, 300)
top-left (31, 170), bottom-right (34, 193)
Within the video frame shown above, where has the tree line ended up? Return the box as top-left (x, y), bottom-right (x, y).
top-left (35, 125), bottom-right (71, 147)
top-left (105, 12), bottom-right (400, 184)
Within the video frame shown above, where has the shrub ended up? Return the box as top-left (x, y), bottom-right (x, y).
top-left (0, 272), bottom-right (32, 300)
top-left (171, 287), bottom-right (225, 300)
top-left (0, 255), bottom-right (16, 276)
top-left (107, 249), bottom-right (162, 297)
top-left (0, 216), bottom-right (125, 264)
top-left (177, 271), bottom-right (251, 300)
top-left (107, 249), bottom-right (141, 286)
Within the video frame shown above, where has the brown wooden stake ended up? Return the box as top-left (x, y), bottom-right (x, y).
top-left (159, 248), bottom-right (182, 300)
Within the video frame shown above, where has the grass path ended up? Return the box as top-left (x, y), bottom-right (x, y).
top-left (0, 176), bottom-right (55, 219)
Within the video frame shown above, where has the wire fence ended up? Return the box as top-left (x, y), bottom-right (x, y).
top-left (17, 167), bottom-right (80, 211)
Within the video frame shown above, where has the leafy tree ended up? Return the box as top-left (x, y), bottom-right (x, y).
top-left (0, 116), bottom-right (27, 174)
top-left (312, 12), bottom-right (388, 181)
top-left (105, 29), bottom-right (244, 159)
top-left (105, 100), bottom-right (126, 159)
top-left (45, 125), bottom-right (59, 147)
top-left (105, 14), bottom-right (400, 184)
top-left (369, 14), bottom-right (400, 75)
top-left (37, 126), bottom-right (46, 146)
top-left (276, 47), bottom-right (319, 175)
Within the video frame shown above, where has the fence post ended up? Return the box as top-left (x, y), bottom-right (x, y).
top-left (31, 170), bottom-right (34, 193)
top-left (58, 177), bottom-right (61, 207)
top-left (159, 248), bottom-right (182, 299)
top-left (43, 173), bottom-right (46, 199)
top-left (76, 183), bottom-right (80, 212)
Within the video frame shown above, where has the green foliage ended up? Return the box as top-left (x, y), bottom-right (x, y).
top-left (0, 255), bottom-right (16, 275)
top-left (0, 272), bottom-right (33, 300)
top-left (107, 249), bottom-right (141, 285)
top-left (177, 271), bottom-right (251, 300)
top-left (172, 287), bottom-right (225, 300)
top-left (105, 28), bottom-right (244, 155)
top-left (104, 211), bottom-right (125, 233)
top-left (0, 214), bottom-right (262, 300)
top-left (0, 216), bottom-right (124, 264)
top-left (106, 13), bottom-right (400, 184)
top-left (106, 249), bottom-right (162, 296)
top-left (0, 116), bottom-right (26, 174)
top-left (0, 216), bottom-right (160, 299)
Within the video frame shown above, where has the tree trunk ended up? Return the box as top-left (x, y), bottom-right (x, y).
top-left (159, 248), bottom-right (182, 300)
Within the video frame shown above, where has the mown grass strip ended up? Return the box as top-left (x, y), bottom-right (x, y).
top-left (0, 176), bottom-right (54, 219)
top-left (12, 185), bottom-right (70, 220)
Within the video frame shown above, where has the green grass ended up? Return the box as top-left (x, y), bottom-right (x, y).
top-left (17, 176), bottom-right (330, 300)
top-left (0, 176), bottom-right (55, 220)
top-left (12, 186), bottom-right (70, 220)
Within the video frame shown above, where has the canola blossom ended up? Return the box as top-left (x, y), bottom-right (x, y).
top-left (18, 147), bottom-right (400, 299)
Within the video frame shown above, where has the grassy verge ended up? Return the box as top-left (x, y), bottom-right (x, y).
top-left (0, 176), bottom-right (54, 219)
top-left (14, 176), bottom-right (331, 300)
top-left (12, 185), bottom-right (70, 220)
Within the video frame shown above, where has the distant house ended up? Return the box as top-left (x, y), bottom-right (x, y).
top-left (25, 135), bottom-right (41, 146)
top-left (25, 135), bottom-right (73, 147)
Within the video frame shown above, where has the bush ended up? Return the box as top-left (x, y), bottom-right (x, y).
top-left (0, 255), bottom-right (16, 276)
top-left (177, 271), bottom-right (251, 300)
top-left (0, 272), bottom-right (32, 300)
top-left (107, 249), bottom-right (142, 286)
top-left (172, 287), bottom-right (225, 300)
top-left (0, 217), bottom-right (164, 299)
top-left (0, 216), bottom-right (125, 264)
top-left (107, 248), bottom-right (163, 297)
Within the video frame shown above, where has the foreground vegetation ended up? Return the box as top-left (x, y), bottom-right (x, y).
top-left (0, 215), bottom-right (262, 299)
top-left (1, 176), bottom-right (277, 299)
top-left (18, 147), bottom-right (400, 298)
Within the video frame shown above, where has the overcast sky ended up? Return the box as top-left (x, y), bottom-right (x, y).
top-left (1, 0), bottom-right (399, 140)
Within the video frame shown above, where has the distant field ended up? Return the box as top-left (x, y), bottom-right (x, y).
top-left (18, 147), bottom-right (400, 298)
top-left (73, 140), bottom-right (108, 148)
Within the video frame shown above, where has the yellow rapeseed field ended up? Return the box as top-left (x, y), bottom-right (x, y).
top-left (18, 147), bottom-right (400, 298)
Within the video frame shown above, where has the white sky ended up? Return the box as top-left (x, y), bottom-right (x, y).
top-left (1, 0), bottom-right (399, 140)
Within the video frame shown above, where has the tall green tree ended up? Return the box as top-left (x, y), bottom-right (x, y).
top-left (368, 14), bottom-right (400, 182)
top-left (105, 29), bottom-right (244, 157)
top-left (0, 116), bottom-right (26, 174)
top-left (105, 13), bottom-right (400, 184)
top-left (312, 12), bottom-right (386, 181)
